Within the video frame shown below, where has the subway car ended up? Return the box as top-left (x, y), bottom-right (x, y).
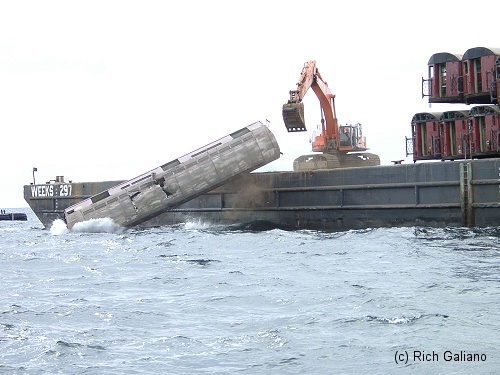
top-left (424, 47), bottom-right (500, 104)
top-left (410, 106), bottom-right (500, 161)
top-left (469, 105), bottom-right (500, 157)
top-left (64, 122), bottom-right (280, 229)
top-left (410, 112), bottom-right (443, 160)
top-left (412, 46), bottom-right (500, 162)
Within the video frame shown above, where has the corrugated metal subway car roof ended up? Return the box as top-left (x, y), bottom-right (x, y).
top-left (411, 112), bottom-right (442, 123)
top-left (440, 110), bottom-right (469, 121)
top-left (427, 52), bottom-right (462, 65)
top-left (462, 47), bottom-right (500, 60)
top-left (469, 105), bottom-right (500, 117)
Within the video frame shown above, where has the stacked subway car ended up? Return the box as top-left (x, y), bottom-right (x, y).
top-left (408, 47), bottom-right (500, 161)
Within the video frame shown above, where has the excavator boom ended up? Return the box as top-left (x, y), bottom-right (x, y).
top-left (282, 60), bottom-right (339, 148)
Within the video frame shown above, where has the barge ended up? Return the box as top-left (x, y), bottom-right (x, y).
top-left (23, 158), bottom-right (500, 231)
top-left (0, 212), bottom-right (28, 221)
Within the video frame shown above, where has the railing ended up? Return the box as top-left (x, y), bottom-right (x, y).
top-left (405, 136), bottom-right (414, 157)
top-left (451, 74), bottom-right (464, 96)
top-left (490, 78), bottom-right (498, 102)
top-left (422, 77), bottom-right (431, 98)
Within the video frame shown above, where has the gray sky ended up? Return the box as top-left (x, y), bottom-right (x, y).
top-left (1, 0), bottom-right (498, 208)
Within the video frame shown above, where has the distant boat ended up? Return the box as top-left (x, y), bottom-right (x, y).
top-left (0, 212), bottom-right (28, 221)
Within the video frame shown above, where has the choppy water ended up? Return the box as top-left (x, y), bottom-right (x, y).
top-left (1, 208), bottom-right (499, 374)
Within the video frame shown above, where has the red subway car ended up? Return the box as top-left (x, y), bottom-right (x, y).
top-left (462, 47), bottom-right (500, 104)
top-left (411, 112), bottom-right (442, 160)
top-left (413, 46), bottom-right (500, 162)
top-left (439, 110), bottom-right (470, 159)
top-left (469, 105), bottom-right (500, 157)
top-left (410, 106), bottom-right (500, 162)
top-left (424, 47), bottom-right (500, 105)
top-left (424, 52), bottom-right (463, 103)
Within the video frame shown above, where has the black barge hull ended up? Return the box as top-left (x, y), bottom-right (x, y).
top-left (24, 158), bottom-right (500, 231)
top-left (0, 213), bottom-right (28, 221)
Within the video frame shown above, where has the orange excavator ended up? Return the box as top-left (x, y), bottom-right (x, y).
top-left (282, 60), bottom-right (380, 171)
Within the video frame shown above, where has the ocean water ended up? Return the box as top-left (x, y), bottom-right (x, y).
top-left (1, 209), bottom-right (499, 374)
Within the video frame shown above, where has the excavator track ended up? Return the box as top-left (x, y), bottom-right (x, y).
top-left (293, 152), bottom-right (380, 171)
top-left (360, 153), bottom-right (381, 166)
top-left (282, 102), bottom-right (307, 132)
top-left (293, 154), bottom-right (341, 172)
top-left (337, 153), bottom-right (381, 168)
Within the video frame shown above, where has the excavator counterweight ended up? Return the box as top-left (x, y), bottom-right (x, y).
top-left (282, 102), bottom-right (306, 132)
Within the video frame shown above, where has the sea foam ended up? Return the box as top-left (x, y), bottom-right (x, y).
top-left (50, 217), bottom-right (124, 235)
top-left (72, 217), bottom-right (124, 234)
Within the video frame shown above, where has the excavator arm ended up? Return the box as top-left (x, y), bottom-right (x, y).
top-left (282, 60), bottom-right (339, 150)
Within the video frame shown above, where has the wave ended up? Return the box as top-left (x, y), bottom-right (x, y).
top-left (49, 219), bottom-right (69, 235)
top-left (363, 313), bottom-right (449, 325)
top-left (182, 219), bottom-right (285, 233)
top-left (49, 218), bottom-right (124, 235)
top-left (72, 218), bottom-right (124, 234)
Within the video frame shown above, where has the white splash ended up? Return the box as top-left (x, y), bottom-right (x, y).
top-left (184, 219), bottom-right (212, 230)
top-left (50, 219), bottom-right (69, 236)
top-left (72, 217), bottom-right (124, 234)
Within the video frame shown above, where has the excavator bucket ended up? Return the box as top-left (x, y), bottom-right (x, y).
top-left (282, 102), bottom-right (306, 132)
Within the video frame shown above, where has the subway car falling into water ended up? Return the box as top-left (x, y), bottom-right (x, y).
top-left (64, 122), bottom-right (280, 229)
